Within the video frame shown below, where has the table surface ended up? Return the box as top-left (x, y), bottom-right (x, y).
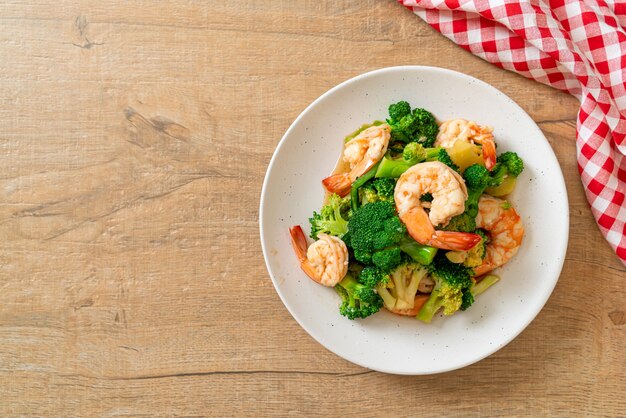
top-left (1, 1), bottom-right (624, 416)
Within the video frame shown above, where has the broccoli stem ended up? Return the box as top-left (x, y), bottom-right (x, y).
top-left (465, 188), bottom-right (482, 218)
top-left (399, 240), bottom-right (438, 265)
top-left (376, 147), bottom-right (443, 179)
top-left (350, 161), bottom-right (381, 212)
top-left (375, 156), bottom-right (411, 178)
top-left (415, 290), bottom-right (443, 323)
top-left (471, 274), bottom-right (500, 296)
top-left (424, 147), bottom-right (442, 161)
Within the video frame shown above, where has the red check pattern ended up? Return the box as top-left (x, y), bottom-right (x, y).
top-left (400, 0), bottom-right (626, 264)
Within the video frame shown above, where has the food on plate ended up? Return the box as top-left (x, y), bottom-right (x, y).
top-left (289, 100), bottom-right (525, 322)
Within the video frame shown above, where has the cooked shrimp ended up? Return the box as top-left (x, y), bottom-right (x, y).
top-left (322, 124), bottom-right (391, 197)
top-left (289, 226), bottom-right (348, 287)
top-left (474, 195), bottom-right (524, 276)
top-left (394, 162), bottom-right (482, 251)
top-left (436, 119), bottom-right (497, 170)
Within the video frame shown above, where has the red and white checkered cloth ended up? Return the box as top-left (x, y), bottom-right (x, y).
top-left (400, 0), bottom-right (626, 264)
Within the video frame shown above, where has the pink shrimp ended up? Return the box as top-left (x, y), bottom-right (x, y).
top-left (474, 195), bottom-right (524, 276)
top-left (322, 124), bottom-right (390, 197)
top-left (436, 119), bottom-right (497, 171)
top-left (289, 226), bottom-right (348, 287)
top-left (394, 162), bottom-right (482, 251)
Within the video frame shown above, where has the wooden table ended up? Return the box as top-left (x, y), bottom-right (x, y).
top-left (1, 1), bottom-right (624, 416)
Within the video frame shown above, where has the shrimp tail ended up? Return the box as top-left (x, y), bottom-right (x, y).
top-left (399, 206), bottom-right (479, 250)
top-left (431, 231), bottom-right (482, 251)
top-left (289, 226), bottom-right (323, 283)
top-left (289, 226), bottom-right (308, 262)
top-left (481, 137), bottom-right (497, 171)
top-left (322, 173), bottom-right (352, 197)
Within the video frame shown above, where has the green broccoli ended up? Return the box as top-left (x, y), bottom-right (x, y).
top-left (463, 230), bottom-right (488, 268)
top-left (416, 254), bottom-right (475, 322)
top-left (359, 178), bottom-right (396, 206)
top-left (398, 238), bottom-right (438, 265)
top-left (349, 161), bottom-right (381, 212)
top-left (387, 104), bottom-right (439, 147)
top-left (471, 274), bottom-right (500, 296)
top-left (490, 151), bottom-right (525, 185)
top-left (443, 212), bottom-right (476, 232)
top-left (376, 143), bottom-right (461, 179)
top-left (436, 149), bottom-right (460, 172)
top-left (388, 101), bottom-right (411, 122)
top-left (463, 163), bottom-right (492, 191)
top-left (346, 201), bottom-right (406, 264)
top-left (462, 274), bottom-right (500, 311)
top-left (308, 193), bottom-right (351, 239)
top-left (372, 178), bottom-right (396, 198)
top-left (462, 164), bottom-right (493, 218)
top-left (335, 274), bottom-right (383, 320)
top-left (460, 288), bottom-right (474, 311)
top-left (402, 142), bottom-right (442, 165)
top-left (374, 216), bottom-right (406, 250)
top-left (371, 247), bottom-right (402, 272)
top-left (462, 153), bottom-right (524, 217)
top-left (377, 262), bottom-right (429, 311)
top-left (358, 266), bottom-right (389, 288)
top-left (375, 156), bottom-right (414, 178)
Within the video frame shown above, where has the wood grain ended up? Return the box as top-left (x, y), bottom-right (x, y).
top-left (0, 0), bottom-right (624, 416)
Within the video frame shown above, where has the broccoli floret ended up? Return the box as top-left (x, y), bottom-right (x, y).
top-left (463, 230), bottom-right (488, 268)
top-left (465, 152), bottom-right (524, 189)
top-left (359, 187), bottom-right (382, 206)
top-left (443, 230), bottom-right (487, 267)
top-left (359, 266), bottom-right (389, 288)
top-left (347, 201), bottom-right (406, 264)
top-left (462, 164), bottom-right (493, 218)
top-left (490, 151), bottom-right (525, 185)
top-left (463, 164), bottom-right (492, 190)
top-left (436, 149), bottom-right (460, 172)
top-left (443, 212), bottom-right (476, 232)
top-left (460, 288), bottom-right (475, 311)
top-left (378, 216), bottom-right (406, 248)
top-left (402, 142), bottom-right (443, 165)
top-left (402, 142), bottom-right (427, 165)
top-left (387, 102), bottom-right (439, 147)
top-left (335, 275), bottom-right (383, 320)
top-left (376, 262), bottom-right (429, 311)
top-left (371, 247), bottom-right (402, 272)
top-left (462, 154), bottom-right (524, 218)
top-left (416, 254), bottom-right (474, 322)
top-left (388, 101), bottom-right (411, 121)
top-left (372, 178), bottom-right (396, 198)
top-left (359, 178), bottom-right (397, 205)
top-left (308, 193), bottom-right (351, 239)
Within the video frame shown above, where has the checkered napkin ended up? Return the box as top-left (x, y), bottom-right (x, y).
top-left (400, 0), bottom-right (626, 264)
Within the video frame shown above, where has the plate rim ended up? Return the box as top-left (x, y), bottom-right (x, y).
top-left (259, 65), bottom-right (569, 375)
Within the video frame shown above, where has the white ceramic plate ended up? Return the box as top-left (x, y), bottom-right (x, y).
top-left (259, 66), bottom-right (568, 375)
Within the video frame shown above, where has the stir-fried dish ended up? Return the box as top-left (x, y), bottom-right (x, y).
top-left (289, 101), bottom-right (525, 322)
